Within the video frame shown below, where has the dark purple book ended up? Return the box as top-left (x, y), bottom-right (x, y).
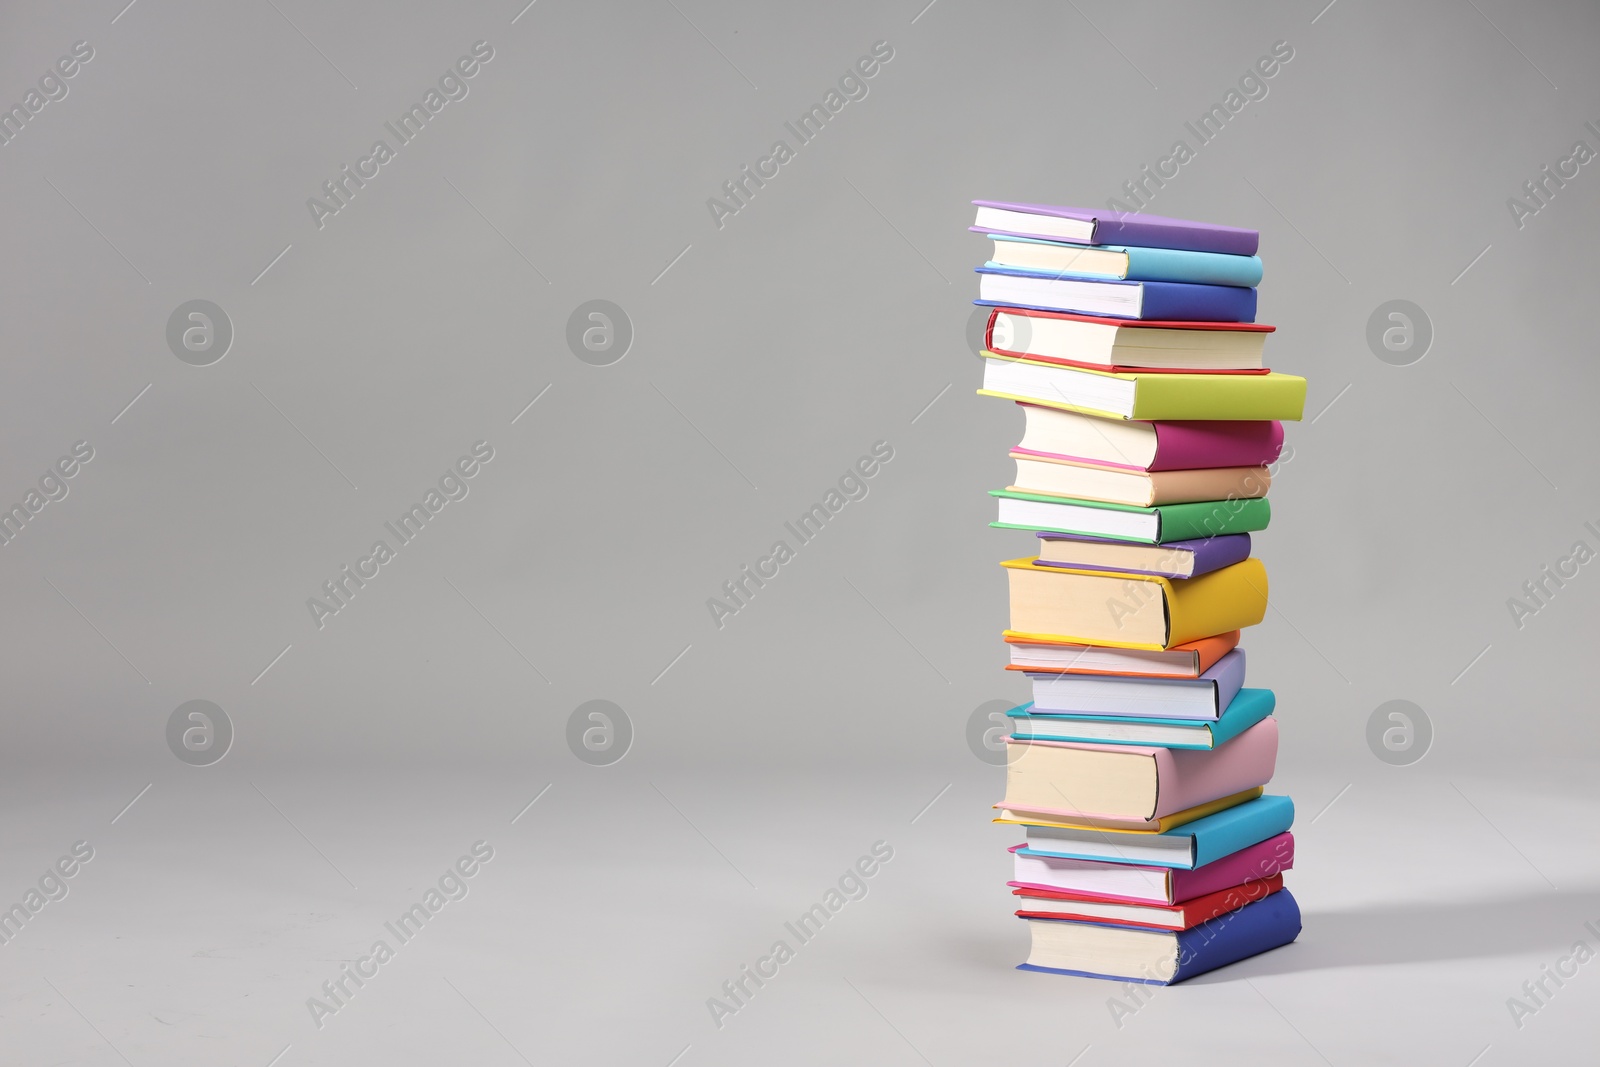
top-left (1034, 531), bottom-right (1251, 579)
top-left (972, 201), bottom-right (1259, 256)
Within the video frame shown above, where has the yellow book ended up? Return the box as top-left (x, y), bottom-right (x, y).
top-left (979, 352), bottom-right (1306, 421)
top-left (1002, 556), bottom-right (1268, 651)
top-left (993, 787), bottom-right (1265, 834)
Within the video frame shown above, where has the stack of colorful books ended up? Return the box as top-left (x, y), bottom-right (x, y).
top-left (971, 201), bottom-right (1307, 985)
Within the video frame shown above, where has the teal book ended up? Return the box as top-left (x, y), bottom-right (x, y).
top-left (986, 234), bottom-right (1264, 287)
top-left (1010, 688), bottom-right (1276, 750)
top-left (991, 488), bottom-right (1271, 543)
top-left (1016, 794), bottom-right (1295, 870)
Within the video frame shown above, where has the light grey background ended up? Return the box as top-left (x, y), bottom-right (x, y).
top-left (1, 1), bottom-right (1597, 1064)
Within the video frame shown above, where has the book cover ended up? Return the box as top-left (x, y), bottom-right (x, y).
top-left (1001, 556), bottom-right (1270, 650)
top-left (1004, 630), bottom-right (1242, 679)
top-left (1013, 874), bottom-right (1286, 930)
top-left (991, 489), bottom-right (1272, 544)
top-left (971, 201), bottom-right (1260, 255)
top-left (1010, 791), bottom-right (1293, 868)
top-left (980, 356), bottom-right (1308, 421)
top-left (1034, 531), bottom-right (1253, 579)
top-left (1009, 832), bottom-right (1295, 903)
top-left (994, 786), bottom-right (1264, 834)
top-left (1010, 688), bottom-right (1276, 752)
top-left (1003, 718), bottom-right (1279, 819)
top-left (977, 266), bottom-right (1258, 323)
top-left (986, 236), bottom-right (1265, 286)
top-left (1017, 887), bottom-right (1301, 984)
top-left (1026, 649), bottom-right (1247, 719)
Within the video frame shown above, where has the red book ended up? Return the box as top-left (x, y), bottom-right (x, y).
top-left (1014, 874), bottom-right (1285, 931)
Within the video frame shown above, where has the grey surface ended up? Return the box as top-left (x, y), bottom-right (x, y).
top-left (0, 0), bottom-right (1596, 1063)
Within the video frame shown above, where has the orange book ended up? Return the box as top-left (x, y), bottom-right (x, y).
top-left (1005, 630), bottom-right (1239, 679)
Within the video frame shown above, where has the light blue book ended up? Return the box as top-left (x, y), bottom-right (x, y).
top-left (1008, 688), bottom-right (1275, 750)
top-left (1016, 794), bottom-right (1295, 870)
top-left (985, 233), bottom-right (1264, 287)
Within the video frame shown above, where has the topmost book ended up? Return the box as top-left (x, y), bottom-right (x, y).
top-left (973, 202), bottom-right (1260, 258)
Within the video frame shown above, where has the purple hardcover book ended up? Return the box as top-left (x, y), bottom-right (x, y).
top-left (1027, 649), bottom-right (1247, 719)
top-left (972, 201), bottom-right (1259, 257)
top-left (1034, 531), bottom-right (1252, 579)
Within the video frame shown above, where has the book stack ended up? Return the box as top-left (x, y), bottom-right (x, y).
top-left (971, 202), bottom-right (1307, 985)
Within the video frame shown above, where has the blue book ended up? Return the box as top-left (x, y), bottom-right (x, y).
top-left (1025, 652), bottom-right (1250, 722)
top-left (1018, 887), bottom-right (1301, 984)
top-left (976, 265), bottom-right (1257, 323)
top-left (985, 234), bottom-right (1265, 287)
top-left (1014, 793), bottom-right (1295, 870)
top-left (1009, 688), bottom-right (1276, 750)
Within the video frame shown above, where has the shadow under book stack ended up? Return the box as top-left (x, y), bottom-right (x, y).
top-left (971, 201), bottom-right (1309, 984)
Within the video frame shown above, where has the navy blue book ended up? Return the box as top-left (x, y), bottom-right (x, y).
top-left (1017, 887), bottom-right (1300, 984)
top-left (976, 265), bottom-right (1257, 323)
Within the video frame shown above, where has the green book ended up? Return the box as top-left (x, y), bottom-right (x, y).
top-left (990, 488), bottom-right (1271, 544)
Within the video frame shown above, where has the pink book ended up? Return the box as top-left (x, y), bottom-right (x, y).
top-left (1009, 832), bottom-right (1295, 905)
top-left (1002, 718), bottom-right (1279, 821)
top-left (1015, 402), bottom-right (1284, 472)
